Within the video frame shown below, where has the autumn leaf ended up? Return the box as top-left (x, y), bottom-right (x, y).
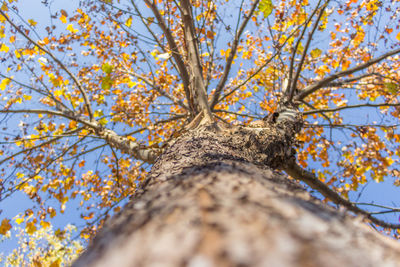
top-left (98, 117), bottom-right (108, 126)
top-left (60, 15), bottom-right (67, 23)
top-left (125, 17), bottom-right (132, 27)
top-left (259, 0), bottom-right (273, 18)
top-left (66, 24), bottom-right (79, 33)
top-left (310, 48), bottom-right (322, 58)
top-left (28, 19), bottom-right (37, 26)
top-left (0, 218), bottom-right (12, 235)
top-left (0, 43), bottom-right (9, 53)
top-left (101, 63), bottom-right (113, 74)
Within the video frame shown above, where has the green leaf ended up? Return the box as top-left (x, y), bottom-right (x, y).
top-left (101, 76), bottom-right (113, 90)
top-left (385, 82), bottom-right (398, 94)
top-left (259, 0), bottom-right (273, 18)
top-left (101, 63), bottom-right (113, 74)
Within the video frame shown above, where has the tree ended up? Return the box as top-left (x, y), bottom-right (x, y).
top-left (1, 0), bottom-right (400, 265)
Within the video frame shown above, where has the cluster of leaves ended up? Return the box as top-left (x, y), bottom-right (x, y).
top-left (0, 0), bottom-right (400, 262)
top-left (0, 224), bottom-right (83, 266)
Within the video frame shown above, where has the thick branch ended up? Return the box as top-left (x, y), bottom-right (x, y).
top-left (0, 109), bottom-right (160, 163)
top-left (295, 48), bottom-right (400, 101)
top-left (129, 0), bottom-right (180, 75)
top-left (284, 159), bottom-right (400, 229)
top-left (210, 0), bottom-right (260, 109)
top-left (180, 0), bottom-right (212, 119)
top-left (143, 0), bottom-right (192, 112)
top-left (325, 73), bottom-right (378, 87)
top-left (97, 128), bottom-right (160, 163)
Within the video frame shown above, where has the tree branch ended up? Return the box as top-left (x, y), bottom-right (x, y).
top-left (125, 70), bottom-right (189, 110)
top-left (217, 23), bottom-right (306, 105)
top-left (0, 109), bottom-right (98, 129)
top-left (324, 73), bottom-right (378, 87)
top-left (354, 202), bottom-right (400, 215)
top-left (285, 0), bottom-right (323, 96)
top-left (283, 159), bottom-right (400, 229)
top-left (0, 108), bottom-right (161, 163)
top-left (143, 0), bottom-right (192, 113)
top-left (180, 0), bottom-right (212, 119)
top-left (295, 48), bottom-right (400, 101)
top-left (0, 9), bottom-right (94, 121)
top-left (129, 0), bottom-right (180, 74)
top-left (210, 0), bottom-right (260, 109)
top-left (214, 109), bottom-right (261, 119)
top-left (288, 0), bottom-right (329, 101)
top-left (0, 127), bottom-right (83, 166)
top-left (303, 102), bottom-right (400, 115)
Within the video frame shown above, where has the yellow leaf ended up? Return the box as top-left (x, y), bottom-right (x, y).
top-left (0, 43), bottom-right (9, 53)
top-left (125, 17), bottom-right (132, 27)
top-left (54, 89), bottom-right (62, 96)
top-left (98, 117), bottom-right (108, 126)
top-left (0, 218), bottom-right (11, 235)
top-left (310, 48), bottom-right (322, 58)
top-left (396, 32), bottom-right (400, 41)
top-left (60, 14), bottom-right (67, 24)
top-left (48, 207), bottom-right (57, 218)
top-left (28, 19), bottom-right (37, 26)
top-left (94, 109), bottom-right (104, 117)
top-left (66, 24), bottom-right (79, 34)
top-left (14, 49), bottom-right (21, 58)
top-left (0, 77), bottom-right (11, 90)
top-left (15, 217), bottom-right (24, 224)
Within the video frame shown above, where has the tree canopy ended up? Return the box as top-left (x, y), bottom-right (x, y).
top-left (1, 0), bottom-right (400, 264)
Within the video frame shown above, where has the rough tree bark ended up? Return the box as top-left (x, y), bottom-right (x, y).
top-left (73, 120), bottom-right (400, 267)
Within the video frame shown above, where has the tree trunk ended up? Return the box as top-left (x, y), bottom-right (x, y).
top-left (73, 124), bottom-right (400, 267)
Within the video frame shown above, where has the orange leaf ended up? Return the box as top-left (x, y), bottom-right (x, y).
top-left (0, 218), bottom-right (11, 235)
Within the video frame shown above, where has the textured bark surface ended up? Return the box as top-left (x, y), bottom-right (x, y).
top-left (73, 124), bottom-right (400, 267)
